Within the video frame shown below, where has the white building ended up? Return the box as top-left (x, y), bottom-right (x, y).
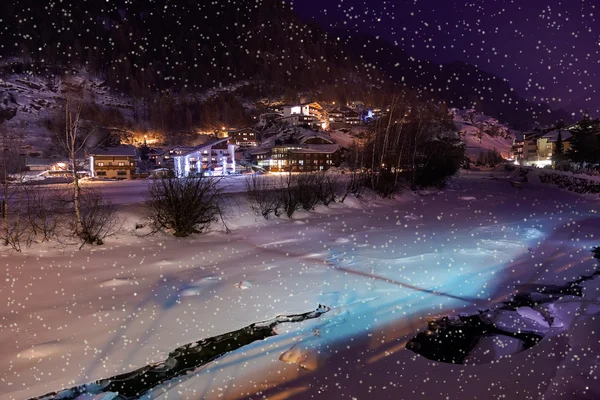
top-left (173, 138), bottom-right (237, 177)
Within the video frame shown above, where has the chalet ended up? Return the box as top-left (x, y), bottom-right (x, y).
top-left (89, 145), bottom-right (137, 179)
top-left (146, 148), bottom-right (164, 165)
top-left (224, 128), bottom-right (259, 148)
top-left (328, 109), bottom-right (345, 124)
top-left (279, 114), bottom-right (321, 129)
top-left (172, 138), bottom-right (238, 177)
top-left (250, 134), bottom-right (341, 172)
top-left (345, 110), bottom-right (361, 125)
top-left (24, 157), bottom-right (73, 178)
top-left (259, 112), bottom-right (283, 126)
top-left (283, 102), bottom-right (326, 125)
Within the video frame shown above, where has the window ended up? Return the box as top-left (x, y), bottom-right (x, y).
top-left (118, 162), bottom-right (125, 166)
top-left (97, 162), bottom-right (105, 167)
top-left (97, 171), bottom-right (106, 176)
top-left (117, 171), bottom-right (127, 176)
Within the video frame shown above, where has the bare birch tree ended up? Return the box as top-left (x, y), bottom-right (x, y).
top-left (54, 82), bottom-right (99, 239)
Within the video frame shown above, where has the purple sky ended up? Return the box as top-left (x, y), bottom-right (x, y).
top-left (293, 0), bottom-right (600, 112)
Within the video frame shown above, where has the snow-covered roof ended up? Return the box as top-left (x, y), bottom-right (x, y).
top-left (88, 145), bottom-right (137, 157)
top-left (299, 133), bottom-right (335, 144)
top-left (542, 130), bottom-right (572, 142)
top-left (177, 138), bottom-right (231, 157)
top-left (289, 144), bottom-right (339, 154)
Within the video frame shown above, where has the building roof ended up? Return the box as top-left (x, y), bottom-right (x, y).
top-left (289, 144), bottom-right (339, 154)
top-left (542, 130), bottom-right (573, 142)
top-left (226, 127), bottom-right (260, 135)
top-left (177, 138), bottom-right (231, 157)
top-left (26, 157), bottom-right (69, 167)
top-left (299, 133), bottom-right (335, 145)
top-left (251, 144), bottom-right (339, 155)
top-left (88, 145), bottom-right (137, 157)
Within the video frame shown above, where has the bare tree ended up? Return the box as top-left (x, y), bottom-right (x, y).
top-left (0, 129), bottom-right (27, 251)
top-left (77, 188), bottom-right (120, 246)
top-left (245, 174), bottom-right (282, 219)
top-left (54, 82), bottom-right (99, 240)
top-left (25, 186), bottom-right (70, 243)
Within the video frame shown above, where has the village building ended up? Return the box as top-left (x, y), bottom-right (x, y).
top-left (279, 114), bottom-right (322, 129)
top-left (328, 109), bottom-right (345, 125)
top-left (172, 138), bottom-right (238, 177)
top-left (89, 145), bottom-right (137, 179)
top-left (347, 100), bottom-right (365, 110)
top-left (250, 134), bottom-right (341, 172)
top-left (512, 130), bottom-right (572, 167)
top-left (153, 146), bottom-right (197, 169)
top-left (345, 110), bottom-right (361, 125)
top-left (282, 102), bottom-right (327, 128)
top-left (224, 128), bottom-right (259, 148)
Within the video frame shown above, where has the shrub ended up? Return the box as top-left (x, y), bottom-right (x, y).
top-left (147, 175), bottom-right (224, 237)
top-left (77, 188), bottom-right (120, 245)
top-left (245, 174), bottom-right (282, 219)
top-left (539, 172), bottom-right (600, 195)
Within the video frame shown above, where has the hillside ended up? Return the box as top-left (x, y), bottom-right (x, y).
top-left (0, 0), bottom-right (567, 134)
top-left (452, 109), bottom-right (517, 161)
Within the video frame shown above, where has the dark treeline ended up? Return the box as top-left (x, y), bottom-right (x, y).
top-left (0, 0), bottom-right (376, 100)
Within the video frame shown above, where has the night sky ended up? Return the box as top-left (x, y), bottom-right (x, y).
top-left (294, 0), bottom-right (600, 113)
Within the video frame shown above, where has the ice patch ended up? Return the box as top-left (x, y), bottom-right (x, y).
top-left (459, 196), bottom-right (477, 201)
top-left (516, 307), bottom-right (550, 328)
top-left (403, 214), bottom-right (420, 220)
top-left (99, 278), bottom-right (132, 288)
top-left (334, 237), bottom-right (351, 244)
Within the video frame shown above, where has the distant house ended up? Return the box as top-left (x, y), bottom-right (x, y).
top-left (279, 114), bottom-right (321, 129)
top-left (153, 146), bottom-right (197, 169)
top-left (345, 110), bottom-right (361, 126)
top-left (225, 128), bottom-right (259, 148)
top-left (147, 148), bottom-right (165, 166)
top-left (250, 134), bottom-right (340, 172)
top-left (26, 157), bottom-right (69, 172)
top-left (259, 112), bottom-right (283, 126)
top-left (347, 100), bottom-right (365, 110)
top-left (282, 102), bottom-right (327, 127)
top-left (172, 138), bottom-right (238, 177)
top-left (328, 109), bottom-right (345, 124)
top-left (89, 145), bottom-right (137, 179)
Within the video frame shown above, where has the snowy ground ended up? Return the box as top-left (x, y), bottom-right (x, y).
top-left (1, 170), bottom-right (599, 399)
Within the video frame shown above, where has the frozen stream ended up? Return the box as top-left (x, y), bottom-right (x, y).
top-left (1, 171), bottom-right (599, 399)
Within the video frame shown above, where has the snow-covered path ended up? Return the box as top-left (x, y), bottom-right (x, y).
top-left (1, 172), bottom-right (599, 399)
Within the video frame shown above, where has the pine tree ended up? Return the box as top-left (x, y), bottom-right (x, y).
top-left (553, 132), bottom-right (565, 163)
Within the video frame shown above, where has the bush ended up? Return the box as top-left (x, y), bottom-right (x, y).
top-left (278, 174), bottom-right (302, 218)
top-left (365, 171), bottom-right (399, 198)
top-left (539, 172), bottom-right (600, 195)
top-left (25, 186), bottom-right (70, 242)
top-left (246, 172), bottom-right (349, 220)
top-left (245, 174), bottom-right (282, 219)
top-left (77, 188), bottom-right (120, 245)
top-left (147, 176), bottom-right (224, 237)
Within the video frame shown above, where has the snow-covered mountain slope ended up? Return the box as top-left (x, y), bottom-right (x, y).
top-left (0, 72), bottom-right (132, 153)
top-left (452, 109), bottom-right (517, 160)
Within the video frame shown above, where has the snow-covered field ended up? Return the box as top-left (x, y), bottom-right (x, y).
top-left (1, 170), bottom-right (599, 399)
